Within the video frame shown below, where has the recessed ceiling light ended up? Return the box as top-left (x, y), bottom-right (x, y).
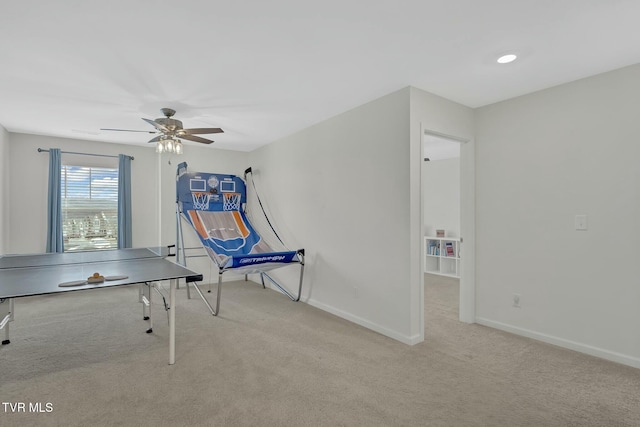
top-left (497, 54), bottom-right (517, 64)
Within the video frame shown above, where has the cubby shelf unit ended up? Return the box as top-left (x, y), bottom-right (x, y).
top-left (424, 236), bottom-right (460, 278)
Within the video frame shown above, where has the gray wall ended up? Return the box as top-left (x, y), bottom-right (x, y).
top-left (7, 134), bottom-right (159, 253)
top-left (247, 86), bottom-right (475, 344)
top-left (423, 157), bottom-right (460, 238)
top-left (4, 133), bottom-right (249, 260)
top-left (249, 88), bottom-right (414, 341)
top-left (475, 63), bottom-right (640, 367)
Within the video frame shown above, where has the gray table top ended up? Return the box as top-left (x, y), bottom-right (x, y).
top-left (0, 247), bottom-right (198, 299)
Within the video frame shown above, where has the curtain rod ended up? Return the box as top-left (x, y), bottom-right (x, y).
top-left (37, 148), bottom-right (134, 160)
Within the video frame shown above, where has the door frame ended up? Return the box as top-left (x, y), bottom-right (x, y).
top-left (420, 126), bottom-right (475, 328)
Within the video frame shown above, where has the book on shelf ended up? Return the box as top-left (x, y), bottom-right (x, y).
top-left (427, 240), bottom-right (439, 256)
top-left (445, 241), bottom-right (455, 257)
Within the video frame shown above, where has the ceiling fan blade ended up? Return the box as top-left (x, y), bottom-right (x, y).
top-left (178, 134), bottom-right (214, 144)
top-left (179, 127), bottom-right (224, 135)
top-left (100, 128), bottom-right (156, 133)
top-left (142, 118), bottom-right (169, 132)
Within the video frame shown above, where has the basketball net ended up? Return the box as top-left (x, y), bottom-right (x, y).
top-left (222, 192), bottom-right (241, 211)
top-left (192, 192), bottom-right (211, 210)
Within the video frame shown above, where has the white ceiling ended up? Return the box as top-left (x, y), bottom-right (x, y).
top-left (1, 0), bottom-right (639, 152)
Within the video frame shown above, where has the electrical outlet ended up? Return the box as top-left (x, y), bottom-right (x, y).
top-left (512, 294), bottom-right (521, 308)
top-left (575, 214), bottom-right (588, 231)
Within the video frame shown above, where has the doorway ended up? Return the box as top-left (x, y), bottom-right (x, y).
top-left (420, 127), bottom-right (475, 332)
top-left (423, 133), bottom-right (461, 320)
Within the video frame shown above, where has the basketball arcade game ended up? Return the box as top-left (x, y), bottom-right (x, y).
top-left (175, 162), bottom-right (305, 315)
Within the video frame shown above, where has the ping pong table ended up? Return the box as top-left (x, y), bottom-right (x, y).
top-left (0, 247), bottom-right (200, 365)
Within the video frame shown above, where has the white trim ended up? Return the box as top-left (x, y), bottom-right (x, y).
top-left (220, 179), bottom-right (236, 193)
top-left (417, 123), bottom-right (427, 341)
top-left (189, 178), bottom-right (207, 192)
top-left (306, 297), bottom-right (422, 345)
top-left (476, 317), bottom-right (640, 369)
top-left (458, 136), bottom-right (476, 323)
top-left (248, 276), bottom-right (422, 344)
top-left (422, 128), bottom-right (476, 324)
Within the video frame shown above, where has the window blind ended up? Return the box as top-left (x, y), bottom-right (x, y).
top-left (61, 165), bottom-right (119, 251)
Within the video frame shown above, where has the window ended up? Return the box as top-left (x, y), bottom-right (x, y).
top-left (61, 165), bottom-right (118, 251)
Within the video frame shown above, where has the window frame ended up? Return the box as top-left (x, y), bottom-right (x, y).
top-left (60, 164), bottom-right (119, 252)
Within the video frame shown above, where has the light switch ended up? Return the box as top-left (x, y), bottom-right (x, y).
top-left (575, 214), bottom-right (588, 231)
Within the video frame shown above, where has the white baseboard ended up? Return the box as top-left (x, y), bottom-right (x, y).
top-left (305, 297), bottom-right (421, 345)
top-left (476, 317), bottom-right (640, 369)
top-left (247, 277), bottom-right (422, 345)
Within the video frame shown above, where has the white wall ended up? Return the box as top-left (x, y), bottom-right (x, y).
top-left (409, 87), bottom-right (475, 337)
top-left (7, 134), bottom-right (159, 253)
top-left (0, 125), bottom-right (9, 253)
top-left (475, 64), bottom-right (640, 367)
top-left (5, 133), bottom-right (248, 257)
top-left (248, 88), bottom-right (414, 342)
top-left (423, 157), bottom-right (460, 238)
top-left (246, 86), bottom-right (474, 344)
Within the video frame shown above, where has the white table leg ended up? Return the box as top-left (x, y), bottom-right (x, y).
top-left (0, 298), bottom-right (13, 345)
top-left (169, 279), bottom-right (176, 365)
top-left (1, 315), bottom-right (10, 345)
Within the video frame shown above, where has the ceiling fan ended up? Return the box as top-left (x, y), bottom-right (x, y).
top-left (101, 108), bottom-right (224, 145)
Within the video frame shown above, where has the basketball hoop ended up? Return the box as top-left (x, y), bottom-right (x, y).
top-left (222, 192), bottom-right (241, 211)
top-left (192, 192), bottom-right (211, 210)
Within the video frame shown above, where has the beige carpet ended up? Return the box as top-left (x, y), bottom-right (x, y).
top-left (1, 274), bottom-right (639, 426)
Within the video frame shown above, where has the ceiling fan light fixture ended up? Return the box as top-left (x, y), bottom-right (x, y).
top-left (103, 108), bottom-right (221, 151)
top-left (156, 137), bottom-right (183, 155)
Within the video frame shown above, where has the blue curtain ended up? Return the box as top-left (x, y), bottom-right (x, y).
top-left (117, 154), bottom-right (132, 248)
top-left (46, 148), bottom-right (63, 253)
